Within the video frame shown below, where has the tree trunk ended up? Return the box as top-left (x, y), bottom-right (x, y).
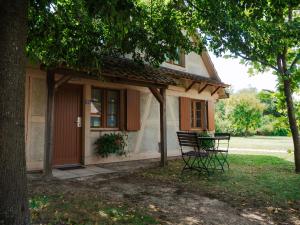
top-left (282, 78), bottom-right (300, 173)
top-left (0, 1), bottom-right (30, 225)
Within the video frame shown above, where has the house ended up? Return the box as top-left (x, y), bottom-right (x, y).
top-left (25, 50), bottom-right (229, 171)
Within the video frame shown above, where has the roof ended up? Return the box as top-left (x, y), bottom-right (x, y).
top-left (159, 66), bottom-right (228, 87)
top-left (101, 57), bottom-right (228, 87)
top-left (47, 56), bottom-right (228, 89)
top-left (101, 57), bottom-right (177, 86)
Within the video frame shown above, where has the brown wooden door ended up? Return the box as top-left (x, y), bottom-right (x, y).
top-left (53, 83), bottom-right (82, 166)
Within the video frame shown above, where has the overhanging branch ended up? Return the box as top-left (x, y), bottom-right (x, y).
top-left (234, 52), bottom-right (279, 73)
top-left (289, 53), bottom-right (300, 72)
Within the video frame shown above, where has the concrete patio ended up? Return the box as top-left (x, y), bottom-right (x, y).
top-left (28, 157), bottom-right (167, 180)
top-left (52, 166), bottom-right (116, 180)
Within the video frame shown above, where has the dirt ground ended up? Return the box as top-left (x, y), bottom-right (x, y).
top-left (28, 172), bottom-right (275, 225)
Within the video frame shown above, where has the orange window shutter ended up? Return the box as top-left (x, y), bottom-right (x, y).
top-left (126, 89), bottom-right (140, 131)
top-left (207, 101), bottom-right (215, 131)
top-left (179, 97), bottom-right (191, 131)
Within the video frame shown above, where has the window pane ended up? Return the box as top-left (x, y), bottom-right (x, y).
top-left (107, 115), bottom-right (117, 127)
top-left (107, 90), bottom-right (119, 128)
top-left (173, 48), bottom-right (180, 64)
top-left (91, 88), bottom-right (102, 114)
top-left (91, 88), bottom-right (102, 128)
top-left (91, 116), bottom-right (101, 128)
top-left (196, 102), bottom-right (202, 128)
top-left (191, 100), bottom-right (202, 128)
top-left (196, 102), bottom-right (201, 110)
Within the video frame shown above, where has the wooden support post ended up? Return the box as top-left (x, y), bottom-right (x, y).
top-left (148, 86), bottom-right (168, 167)
top-left (44, 70), bottom-right (55, 178)
top-left (160, 88), bottom-right (167, 167)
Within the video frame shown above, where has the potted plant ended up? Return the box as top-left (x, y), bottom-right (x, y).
top-left (94, 132), bottom-right (128, 158)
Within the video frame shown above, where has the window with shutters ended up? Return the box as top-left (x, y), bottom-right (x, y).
top-left (190, 99), bottom-right (205, 129)
top-left (90, 88), bottom-right (120, 129)
top-left (180, 97), bottom-right (215, 131)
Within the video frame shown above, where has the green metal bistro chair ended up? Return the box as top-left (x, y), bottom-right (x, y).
top-left (177, 132), bottom-right (210, 174)
top-left (202, 133), bottom-right (231, 172)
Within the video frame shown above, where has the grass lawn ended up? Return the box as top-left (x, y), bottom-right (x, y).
top-left (141, 155), bottom-right (300, 223)
top-left (30, 190), bottom-right (159, 225)
top-left (29, 155), bottom-right (300, 224)
top-left (229, 136), bottom-right (293, 151)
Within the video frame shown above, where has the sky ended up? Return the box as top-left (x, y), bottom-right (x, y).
top-left (209, 53), bottom-right (278, 92)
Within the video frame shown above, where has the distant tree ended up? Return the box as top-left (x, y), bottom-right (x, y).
top-left (228, 93), bottom-right (264, 136)
top-left (187, 0), bottom-right (300, 172)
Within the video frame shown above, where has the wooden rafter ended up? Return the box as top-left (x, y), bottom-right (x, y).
top-left (198, 83), bottom-right (210, 94)
top-left (211, 86), bottom-right (221, 96)
top-left (185, 81), bottom-right (196, 92)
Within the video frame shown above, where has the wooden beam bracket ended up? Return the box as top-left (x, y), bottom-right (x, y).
top-left (149, 87), bottom-right (163, 104)
top-left (185, 81), bottom-right (196, 92)
top-left (55, 75), bottom-right (72, 89)
top-left (211, 86), bottom-right (221, 96)
top-left (198, 83), bottom-right (210, 94)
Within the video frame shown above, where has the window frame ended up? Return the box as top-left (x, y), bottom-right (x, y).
top-left (190, 99), bottom-right (206, 130)
top-left (90, 87), bottom-right (120, 130)
top-left (166, 48), bottom-right (185, 67)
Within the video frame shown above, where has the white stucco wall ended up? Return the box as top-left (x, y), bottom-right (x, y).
top-left (25, 69), bottom-right (47, 170)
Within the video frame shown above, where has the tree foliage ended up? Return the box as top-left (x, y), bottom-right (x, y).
top-left (188, 0), bottom-right (300, 78)
top-left (216, 88), bottom-right (300, 136)
top-left (187, 0), bottom-right (300, 172)
top-left (27, 0), bottom-right (198, 71)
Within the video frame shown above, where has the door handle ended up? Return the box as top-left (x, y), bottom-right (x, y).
top-left (75, 117), bottom-right (82, 128)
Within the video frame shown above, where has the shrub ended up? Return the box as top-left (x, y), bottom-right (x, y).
top-left (94, 133), bottom-right (128, 157)
top-left (258, 115), bottom-right (290, 136)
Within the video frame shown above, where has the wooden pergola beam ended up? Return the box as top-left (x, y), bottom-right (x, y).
top-left (211, 86), bottom-right (221, 96)
top-left (185, 81), bottom-right (196, 92)
top-left (109, 77), bottom-right (168, 89)
top-left (48, 67), bottom-right (171, 89)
